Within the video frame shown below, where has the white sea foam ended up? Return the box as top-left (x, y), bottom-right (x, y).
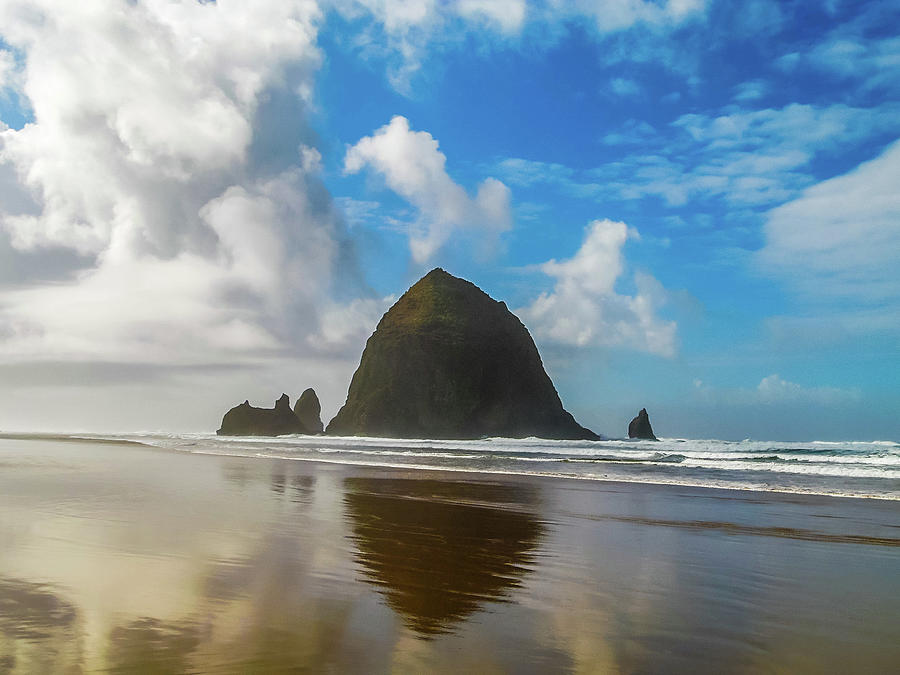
top-left (7, 431), bottom-right (897, 499)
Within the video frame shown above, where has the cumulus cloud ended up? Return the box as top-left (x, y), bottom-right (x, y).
top-left (519, 219), bottom-right (676, 356)
top-left (344, 115), bottom-right (512, 262)
top-left (757, 138), bottom-right (900, 303)
top-left (0, 0), bottom-right (381, 369)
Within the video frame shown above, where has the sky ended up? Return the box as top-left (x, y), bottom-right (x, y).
top-left (0, 0), bottom-right (897, 440)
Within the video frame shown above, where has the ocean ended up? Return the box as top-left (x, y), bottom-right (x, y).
top-left (23, 432), bottom-right (899, 500)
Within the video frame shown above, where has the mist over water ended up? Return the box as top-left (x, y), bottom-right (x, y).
top-left (32, 432), bottom-right (900, 500)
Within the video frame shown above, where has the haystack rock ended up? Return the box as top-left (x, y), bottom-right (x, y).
top-left (326, 268), bottom-right (599, 440)
top-left (294, 388), bottom-right (324, 434)
top-left (628, 408), bottom-right (657, 440)
top-left (217, 394), bottom-right (309, 436)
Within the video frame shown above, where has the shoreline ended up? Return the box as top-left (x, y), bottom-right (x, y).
top-left (183, 447), bottom-right (900, 503)
top-left (2, 430), bottom-right (898, 502)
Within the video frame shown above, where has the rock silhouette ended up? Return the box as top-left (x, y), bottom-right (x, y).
top-left (327, 268), bottom-right (599, 440)
top-left (293, 388), bottom-right (324, 434)
top-left (628, 408), bottom-right (657, 440)
top-left (217, 394), bottom-right (309, 436)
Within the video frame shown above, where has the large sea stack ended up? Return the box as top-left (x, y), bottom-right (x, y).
top-left (326, 268), bottom-right (599, 440)
top-left (217, 394), bottom-right (309, 436)
top-left (628, 408), bottom-right (657, 440)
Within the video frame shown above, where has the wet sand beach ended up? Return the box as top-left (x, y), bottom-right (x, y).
top-left (1, 435), bottom-right (898, 673)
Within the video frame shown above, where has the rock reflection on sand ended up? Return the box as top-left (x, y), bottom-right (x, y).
top-left (343, 478), bottom-right (545, 636)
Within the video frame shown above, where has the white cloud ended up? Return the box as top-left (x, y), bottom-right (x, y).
top-left (327, 0), bottom-right (445, 93)
top-left (496, 103), bottom-right (897, 217)
top-left (758, 138), bottom-right (900, 303)
top-left (672, 103), bottom-right (881, 150)
top-left (0, 0), bottom-right (378, 370)
top-left (609, 77), bottom-right (641, 97)
top-left (519, 219), bottom-right (676, 356)
top-left (0, 168), bottom-right (381, 365)
top-left (791, 4), bottom-right (900, 97)
top-left (311, 295), bottom-right (393, 353)
top-left (756, 374), bottom-right (859, 405)
top-left (457, 0), bottom-right (527, 33)
top-left (590, 102), bottom-right (899, 207)
top-left (601, 119), bottom-right (656, 146)
top-left (493, 157), bottom-right (574, 187)
top-left (732, 79), bottom-right (768, 102)
top-left (344, 115), bottom-right (512, 262)
top-left (0, 49), bottom-right (17, 91)
top-left (0, 0), bottom-right (322, 253)
top-left (692, 374), bottom-right (860, 408)
top-left (549, 0), bottom-right (707, 32)
top-left (812, 36), bottom-right (900, 94)
top-left (329, 0), bottom-right (707, 92)
top-left (333, 196), bottom-right (382, 228)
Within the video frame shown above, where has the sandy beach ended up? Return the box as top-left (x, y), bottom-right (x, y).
top-left (1, 435), bottom-right (898, 673)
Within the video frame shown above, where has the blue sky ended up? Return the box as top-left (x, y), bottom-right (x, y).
top-left (0, 1), bottom-right (897, 439)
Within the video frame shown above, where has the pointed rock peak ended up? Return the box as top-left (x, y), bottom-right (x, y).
top-left (378, 268), bottom-right (506, 339)
top-left (409, 268), bottom-right (469, 295)
top-left (416, 267), bottom-right (463, 288)
top-left (628, 408), bottom-right (657, 440)
top-left (275, 393), bottom-right (290, 410)
top-left (294, 388), bottom-right (324, 434)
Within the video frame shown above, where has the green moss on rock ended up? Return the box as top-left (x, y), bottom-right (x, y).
top-left (327, 268), bottom-right (599, 440)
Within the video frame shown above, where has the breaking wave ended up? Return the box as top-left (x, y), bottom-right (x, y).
top-left (4, 432), bottom-right (897, 499)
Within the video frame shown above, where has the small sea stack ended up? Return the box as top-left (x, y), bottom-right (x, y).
top-left (294, 388), bottom-right (324, 434)
top-left (217, 394), bottom-right (309, 436)
top-left (628, 408), bottom-right (657, 440)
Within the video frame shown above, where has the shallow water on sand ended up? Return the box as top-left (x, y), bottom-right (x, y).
top-left (1, 437), bottom-right (898, 673)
